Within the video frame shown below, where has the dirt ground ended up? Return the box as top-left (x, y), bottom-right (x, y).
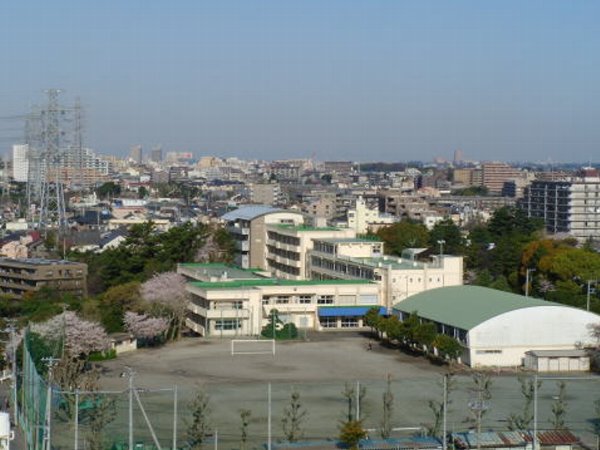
top-left (49, 332), bottom-right (599, 450)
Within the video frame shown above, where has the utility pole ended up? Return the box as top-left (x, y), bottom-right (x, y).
top-left (525, 268), bottom-right (536, 297)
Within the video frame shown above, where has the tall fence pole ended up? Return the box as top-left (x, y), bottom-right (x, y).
top-left (74, 390), bottom-right (79, 450)
top-left (442, 375), bottom-right (447, 450)
top-left (533, 375), bottom-right (538, 450)
top-left (267, 383), bottom-right (272, 450)
top-left (172, 386), bottom-right (178, 450)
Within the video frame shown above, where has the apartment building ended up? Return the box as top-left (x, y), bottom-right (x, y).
top-left (452, 168), bottom-right (483, 187)
top-left (0, 258), bottom-right (87, 298)
top-left (248, 183), bottom-right (283, 206)
top-left (265, 224), bottom-right (356, 279)
top-left (344, 196), bottom-right (396, 233)
top-left (222, 206), bottom-right (304, 269)
top-left (523, 169), bottom-right (600, 239)
top-left (309, 240), bottom-right (463, 309)
top-left (180, 263), bottom-right (381, 336)
top-left (482, 163), bottom-right (522, 194)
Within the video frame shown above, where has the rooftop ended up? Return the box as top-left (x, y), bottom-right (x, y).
top-left (0, 258), bottom-right (84, 266)
top-left (393, 286), bottom-right (565, 330)
top-left (178, 263), bottom-right (266, 281)
top-left (189, 278), bottom-right (374, 290)
top-left (221, 205), bottom-right (295, 222)
top-left (272, 224), bottom-right (341, 232)
top-left (315, 237), bottom-right (383, 244)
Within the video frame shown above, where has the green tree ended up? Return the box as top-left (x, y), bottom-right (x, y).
top-left (432, 335), bottom-right (463, 361)
top-left (376, 220), bottom-right (430, 256)
top-left (138, 186), bottom-right (148, 199)
top-left (261, 309), bottom-right (298, 340)
top-left (96, 181), bottom-right (121, 199)
top-left (97, 281), bottom-right (142, 332)
top-left (413, 322), bottom-right (438, 349)
top-left (429, 218), bottom-right (465, 255)
top-left (339, 420), bottom-right (367, 450)
top-left (364, 307), bottom-right (382, 337)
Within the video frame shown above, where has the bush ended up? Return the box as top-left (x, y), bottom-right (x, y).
top-left (88, 348), bottom-right (117, 361)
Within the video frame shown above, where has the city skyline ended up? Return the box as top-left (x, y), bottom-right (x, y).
top-left (1, 1), bottom-right (600, 162)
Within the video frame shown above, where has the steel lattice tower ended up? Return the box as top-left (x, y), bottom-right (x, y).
top-left (38, 89), bottom-right (67, 232)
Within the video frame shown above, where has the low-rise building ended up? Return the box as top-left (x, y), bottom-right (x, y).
top-left (393, 286), bottom-right (600, 367)
top-left (179, 263), bottom-right (381, 336)
top-left (265, 224), bottom-right (356, 279)
top-left (0, 258), bottom-right (87, 298)
top-left (310, 241), bottom-right (463, 310)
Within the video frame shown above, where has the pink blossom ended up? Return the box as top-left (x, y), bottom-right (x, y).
top-left (124, 312), bottom-right (169, 339)
top-left (32, 312), bottom-right (109, 356)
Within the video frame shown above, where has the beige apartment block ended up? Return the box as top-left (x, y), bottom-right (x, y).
top-left (0, 258), bottom-right (87, 298)
top-left (265, 224), bottom-right (356, 279)
top-left (222, 206), bottom-right (304, 269)
top-left (482, 162), bottom-right (522, 194)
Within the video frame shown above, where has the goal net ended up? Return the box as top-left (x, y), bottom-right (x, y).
top-left (231, 339), bottom-right (276, 356)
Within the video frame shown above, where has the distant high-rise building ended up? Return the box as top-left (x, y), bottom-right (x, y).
top-left (453, 149), bottom-right (464, 165)
top-left (151, 147), bottom-right (163, 163)
top-left (12, 144), bottom-right (29, 182)
top-left (130, 145), bottom-right (143, 164)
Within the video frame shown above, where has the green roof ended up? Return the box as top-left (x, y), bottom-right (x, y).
top-left (178, 263), bottom-right (266, 280)
top-left (273, 224), bottom-right (341, 232)
top-left (392, 286), bottom-right (563, 330)
top-left (190, 278), bottom-right (374, 290)
top-left (316, 238), bottom-right (383, 244)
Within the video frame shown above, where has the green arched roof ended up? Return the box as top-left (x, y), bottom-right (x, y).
top-left (392, 286), bottom-right (566, 331)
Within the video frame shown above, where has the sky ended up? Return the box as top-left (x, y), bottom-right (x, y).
top-left (1, 1), bottom-right (599, 162)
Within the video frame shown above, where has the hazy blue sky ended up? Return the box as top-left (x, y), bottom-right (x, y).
top-left (1, 1), bottom-right (599, 162)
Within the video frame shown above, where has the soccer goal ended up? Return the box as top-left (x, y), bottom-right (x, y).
top-left (231, 339), bottom-right (276, 356)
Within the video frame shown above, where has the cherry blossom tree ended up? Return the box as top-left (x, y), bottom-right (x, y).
top-left (32, 311), bottom-right (109, 356)
top-left (124, 312), bottom-right (169, 342)
top-left (140, 272), bottom-right (189, 340)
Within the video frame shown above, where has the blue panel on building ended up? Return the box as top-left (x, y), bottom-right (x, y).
top-left (318, 306), bottom-right (386, 317)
